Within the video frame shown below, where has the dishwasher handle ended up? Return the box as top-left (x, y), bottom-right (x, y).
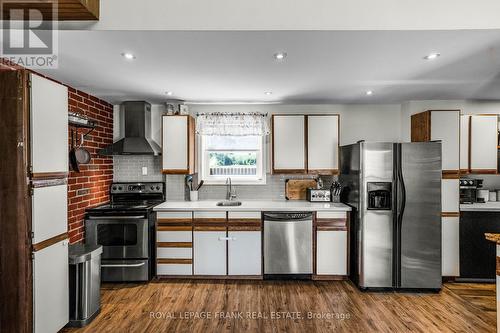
top-left (263, 212), bottom-right (313, 222)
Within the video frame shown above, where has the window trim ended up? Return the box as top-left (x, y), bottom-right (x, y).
top-left (199, 135), bottom-right (267, 185)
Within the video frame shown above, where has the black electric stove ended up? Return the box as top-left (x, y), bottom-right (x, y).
top-left (85, 182), bottom-right (165, 282)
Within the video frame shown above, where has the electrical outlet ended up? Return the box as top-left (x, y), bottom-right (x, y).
top-left (142, 167), bottom-right (148, 175)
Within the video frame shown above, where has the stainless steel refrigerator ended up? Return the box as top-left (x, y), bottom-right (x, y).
top-left (339, 142), bottom-right (442, 291)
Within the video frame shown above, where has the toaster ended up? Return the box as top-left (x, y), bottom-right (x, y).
top-left (306, 188), bottom-right (331, 202)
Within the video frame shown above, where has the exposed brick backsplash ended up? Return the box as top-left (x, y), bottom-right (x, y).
top-left (67, 87), bottom-right (113, 244)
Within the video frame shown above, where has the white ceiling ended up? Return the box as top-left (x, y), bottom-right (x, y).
top-left (38, 30), bottom-right (500, 104)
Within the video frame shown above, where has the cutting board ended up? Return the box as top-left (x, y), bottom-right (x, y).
top-left (285, 179), bottom-right (318, 200)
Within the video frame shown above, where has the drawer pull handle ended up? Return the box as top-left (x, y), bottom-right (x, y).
top-left (218, 237), bottom-right (236, 241)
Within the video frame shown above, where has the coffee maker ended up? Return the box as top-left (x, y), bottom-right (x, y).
top-left (459, 179), bottom-right (483, 204)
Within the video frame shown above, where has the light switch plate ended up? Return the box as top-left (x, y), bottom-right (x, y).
top-left (142, 167), bottom-right (148, 175)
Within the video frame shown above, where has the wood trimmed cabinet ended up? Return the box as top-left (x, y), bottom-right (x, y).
top-left (156, 211), bottom-right (263, 278)
top-left (271, 114), bottom-right (340, 175)
top-left (411, 110), bottom-right (461, 277)
top-left (0, 70), bottom-right (69, 333)
top-left (155, 210), bottom-right (349, 280)
top-left (469, 115), bottom-right (498, 174)
top-left (161, 115), bottom-right (195, 174)
top-left (314, 211), bottom-right (349, 278)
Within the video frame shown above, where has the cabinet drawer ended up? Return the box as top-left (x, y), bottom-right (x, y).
top-left (157, 264), bottom-right (192, 275)
top-left (228, 211), bottom-right (261, 220)
top-left (316, 211), bottom-right (347, 219)
top-left (157, 247), bottom-right (192, 259)
top-left (157, 230), bottom-right (192, 242)
top-left (193, 211), bottom-right (226, 219)
top-left (157, 211), bottom-right (192, 220)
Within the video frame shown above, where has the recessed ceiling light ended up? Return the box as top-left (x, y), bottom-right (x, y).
top-left (264, 91), bottom-right (273, 95)
top-left (424, 53), bottom-right (440, 60)
top-left (166, 91), bottom-right (173, 96)
top-left (121, 52), bottom-right (136, 60)
top-left (366, 90), bottom-right (373, 96)
top-left (273, 52), bottom-right (287, 61)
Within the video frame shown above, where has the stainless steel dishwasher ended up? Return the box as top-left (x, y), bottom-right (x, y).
top-left (263, 212), bottom-right (313, 277)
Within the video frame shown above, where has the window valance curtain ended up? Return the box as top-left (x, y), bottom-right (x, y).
top-left (195, 112), bottom-right (270, 136)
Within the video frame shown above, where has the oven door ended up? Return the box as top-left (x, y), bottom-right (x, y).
top-left (85, 215), bottom-right (149, 259)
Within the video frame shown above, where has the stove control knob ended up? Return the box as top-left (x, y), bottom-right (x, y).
top-left (118, 186), bottom-right (122, 191)
top-left (156, 186), bottom-right (161, 190)
top-left (112, 186), bottom-right (117, 191)
top-left (150, 186), bottom-right (155, 190)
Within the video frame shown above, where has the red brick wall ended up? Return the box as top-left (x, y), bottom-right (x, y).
top-left (67, 89), bottom-right (114, 244)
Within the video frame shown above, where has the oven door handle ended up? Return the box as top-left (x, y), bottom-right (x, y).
top-left (101, 262), bottom-right (146, 268)
top-left (87, 215), bottom-right (147, 220)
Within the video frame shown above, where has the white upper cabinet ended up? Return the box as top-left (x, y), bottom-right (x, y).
top-left (32, 184), bottom-right (68, 244)
top-left (30, 73), bottom-right (68, 174)
top-left (162, 115), bottom-right (195, 174)
top-left (470, 115), bottom-right (498, 173)
top-left (460, 115), bottom-right (470, 172)
top-left (272, 115), bottom-right (306, 172)
top-left (307, 115), bottom-right (339, 173)
top-left (430, 111), bottom-right (460, 171)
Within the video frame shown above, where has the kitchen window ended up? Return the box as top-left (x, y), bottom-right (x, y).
top-left (199, 135), bottom-right (266, 185)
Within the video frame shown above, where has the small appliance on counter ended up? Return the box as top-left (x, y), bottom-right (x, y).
top-left (459, 178), bottom-right (483, 204)
top-left (306, 188), bottom-right (331, 202)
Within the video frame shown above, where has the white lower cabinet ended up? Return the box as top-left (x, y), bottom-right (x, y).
top-left (316, 230), bottom-right (347, 275)
top-left (33, 239), bottom-right (69, 333)
top-left (194, 231), bottom-right (227, 275)
top-left (442, 216), bottom-right (460, 276)
top-left (228, 231), bottom-right (262, 275)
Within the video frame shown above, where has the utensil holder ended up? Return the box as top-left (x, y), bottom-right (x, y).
top-left (190, 191), bottom-right (199, 201)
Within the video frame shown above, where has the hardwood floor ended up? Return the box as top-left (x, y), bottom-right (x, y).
top-left (61, 280), bottom-right (496, 333)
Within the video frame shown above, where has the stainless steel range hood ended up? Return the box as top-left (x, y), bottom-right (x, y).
top-left (99, 101), bottom-right (161, 156)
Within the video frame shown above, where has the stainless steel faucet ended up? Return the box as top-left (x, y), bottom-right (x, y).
top-left (226, 177), bottom-right (236, 201)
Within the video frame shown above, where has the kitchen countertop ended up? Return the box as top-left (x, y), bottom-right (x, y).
top-left (153, 200), bottom-right (352, 212)
top-left (460, 202), bottom-right (500, 212)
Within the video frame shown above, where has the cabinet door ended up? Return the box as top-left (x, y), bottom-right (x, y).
top-left (470, 115), bottom-right (498, 173)
top-left (32, 184), bottom-right (68, 244)
top-left (33, 239), bottom-right (69, 333)
top-left (228, 231), bottom-right (261, 275)
top-left (272, 115), bottom-right (306, 172)
top-left (430, 111), bottom-right (460, 171)
top-left (442, 217), bottom-right (459, 276)
top-left (460, 115), bottom-right (470, 172)
top-left (30, 73), bottom-right (68, 174)
top-left (307, 115), bottom-right (339, 173)
top-left (193, 231), bottom-right (227, 275)
top-left (316, 230), bottom-right (347, 275)
top-left (441, 179), bottom-right (459, 213)
top-left (162, 116), bottom-right (194, 173)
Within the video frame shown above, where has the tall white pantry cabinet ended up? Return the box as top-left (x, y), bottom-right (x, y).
top-left (0, 70), bottom-right (69, 333)
top-left (411, 110), bottom-right (499, 278)
top-left (411, 110), bottom-right (460, 277)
